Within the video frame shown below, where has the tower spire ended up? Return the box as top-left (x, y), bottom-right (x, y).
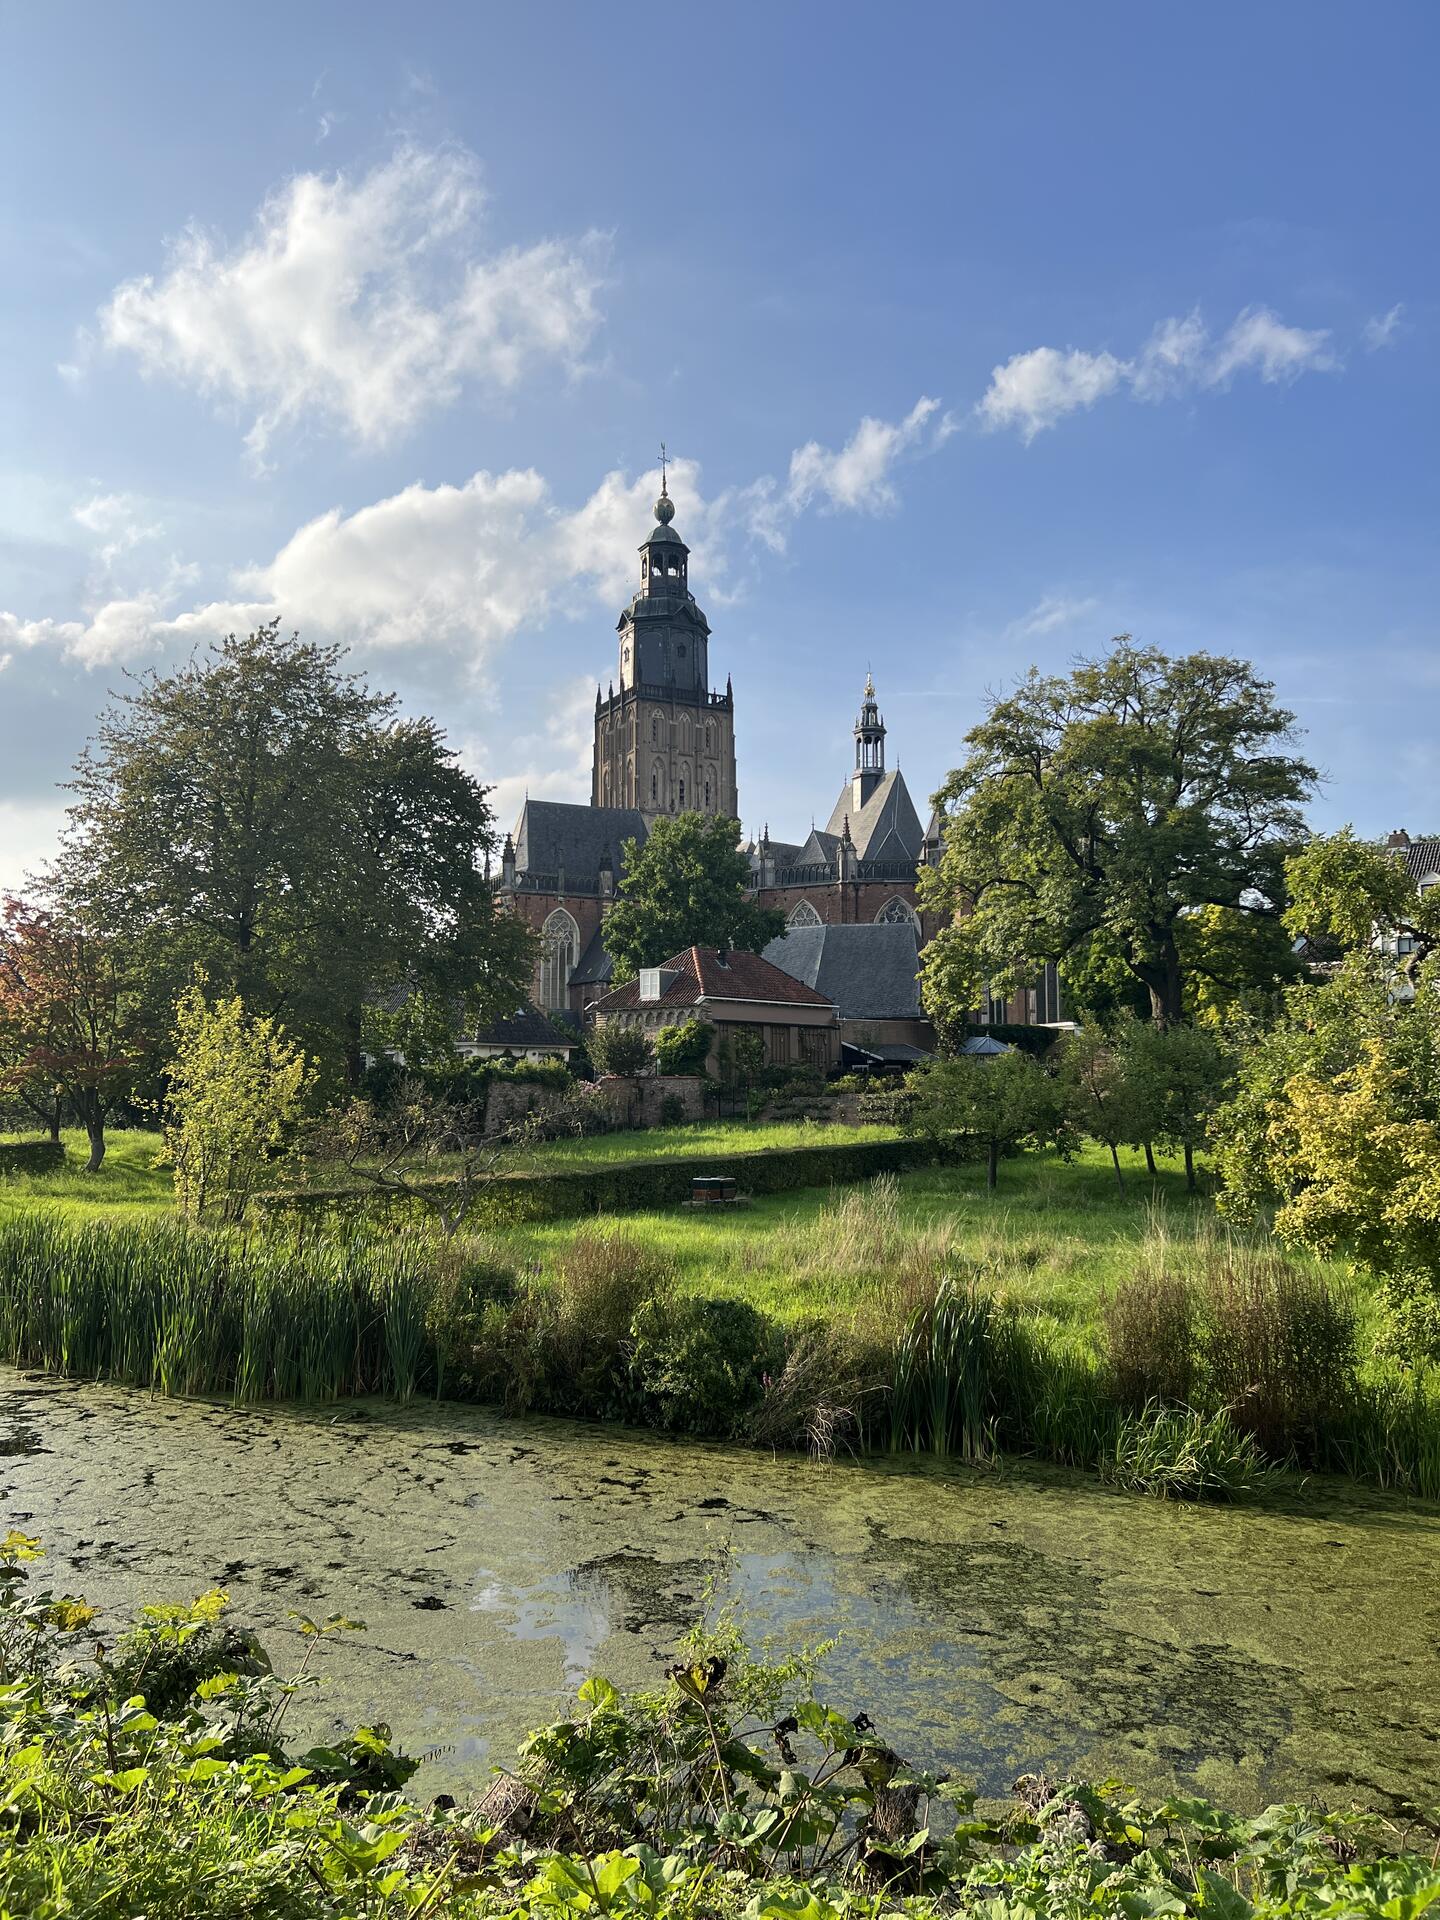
top-left (851, 670), bottom-right (887, 810)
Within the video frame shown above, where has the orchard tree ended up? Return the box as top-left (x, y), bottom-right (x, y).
top-left (1121, 1017), bottom-right (1230, 1191)
top-left (162, 978), bottom-right (316, 1223)
top-left (1056, 1027), bottom-right (1148, 1194)
top-left (603, 813), bottom-right (784, 981)
top-left (919, 640), bottom-right (1316, 1030)
top-left (0, 896), bottom-right (148, 1170)
top-left (903, 1048), bottom-right (1062, 1190)
top-left (56, 622), bottom-right (532, 1084)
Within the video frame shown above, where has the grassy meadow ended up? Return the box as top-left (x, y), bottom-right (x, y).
top-left (0, 1121), bottom-right (1374, 1355)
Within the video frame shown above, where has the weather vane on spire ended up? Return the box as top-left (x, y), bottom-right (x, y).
top-left (659, 440), bottom-right (669, 494)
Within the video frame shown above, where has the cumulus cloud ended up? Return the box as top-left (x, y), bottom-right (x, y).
top-left (1364, 303), bottom-right (1406, 350)
top-left (92, 145), bottom-right (606, 460)
top-left (0, 800), bottom-right (71, 896)
top-left (976, 349), bottom-right (1127, 442)
top-left (0, 397), bottom-right (953, 683)
top-left (979, 304), bottom-right (1338, 440)
top-left (786, 397), bottom-right (953, 513)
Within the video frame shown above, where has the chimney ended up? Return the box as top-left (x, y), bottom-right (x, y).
top-left (1387, 829), bottom-right (1412, 849)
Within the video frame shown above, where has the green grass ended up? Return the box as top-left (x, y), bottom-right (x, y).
top-left (0, 1124), bottom-right (1376, 1355)
top-left (511, 1116), bottom-right (900, 1171)
top-left (0, 1129), bottom-right (173, 1223)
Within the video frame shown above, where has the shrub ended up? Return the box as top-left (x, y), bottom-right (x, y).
top-left (549, 1226), bottom-right (673, 1415)
top-left (0, 1138), bottom-right (64, 1175)
top-left (657, 1092), bottom-right (687, 1127)
top-left (628, 1294), bottom-right (778, 1434)
top-left (1102, 1403), bottom-right (1277, 1500)
top-left (750, 1317), bottom-right (879, 1460)
top-left (1102, 1267), bottom-right (1198, 1409)
top-left (589, 1020), bottom-right (655, 1078)
top-left (1197, 1243), bottom-right (1358, 1457)
top-left (654, 1019), bottom-right (713, 1077)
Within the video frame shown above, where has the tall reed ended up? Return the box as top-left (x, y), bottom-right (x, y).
top-left (0, 1214), bottom-right (440, 1403)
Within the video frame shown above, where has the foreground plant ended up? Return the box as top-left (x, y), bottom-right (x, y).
top-left (0, 1535), bottom-right (1436, 1920)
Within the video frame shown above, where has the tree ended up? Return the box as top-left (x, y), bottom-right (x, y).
top-left (1284, 827), bottom-right (1440, 988)
top-left (0, 896), bottom-right (148, 1171)
top-left (1213, 953), bottom-right (1440, 1359)
top-left (602, 813), bottom-right (784, 982)
top-left (56, 623), bottom-right (532, 1085)
top-left (318, 1080), bottom-right (534, 1240)
top-left (1056, 1027), bottom-right (1147, 1193)
top-left (903, 1048), bottom-right (1062, 1190)
top-left (919, 640), bottom-right (1316, 1030)
top-left (1120, 1017), bottom-right (1230, 1192)
top-left (163, 979), bottom-right (316, 1222)
top-left (588, 1020), bottom-right (655, 1079)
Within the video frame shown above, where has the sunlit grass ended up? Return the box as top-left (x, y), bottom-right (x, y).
top-left (0, 1129), bottom-right (172, 1223)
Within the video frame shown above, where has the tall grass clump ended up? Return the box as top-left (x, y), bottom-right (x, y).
top-left (1102, 1403), bottom-right (1277, 1500)
top-left (0, 1213), bottom-right (440, 1403)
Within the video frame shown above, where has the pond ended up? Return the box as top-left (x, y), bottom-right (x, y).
top-left (2, 1370), bottom-right (1437, 1812)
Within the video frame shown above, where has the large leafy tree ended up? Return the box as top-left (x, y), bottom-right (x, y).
top-left (1283, 826), bottom-right (1440, 986)
top-left (602, 813), bottom-right (784, 981)
top-left (56, 623), bottom-right (532, 1082)
top-left (919, 640), bottom-right (1316, 1029)
top-left (903, 1048), bottom-right (1062, 1190)
top-left (0, 896), bottom-right (149, 1170)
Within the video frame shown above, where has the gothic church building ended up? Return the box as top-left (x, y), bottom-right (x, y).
top-left (497, 480), bottom-right (1056, 1028)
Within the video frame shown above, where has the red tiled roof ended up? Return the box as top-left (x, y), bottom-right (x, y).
top-left (590, 945), bottom-right (838, 1014)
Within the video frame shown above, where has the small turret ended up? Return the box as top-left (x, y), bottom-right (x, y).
top-left (852, 671), bottom-right (887, 812)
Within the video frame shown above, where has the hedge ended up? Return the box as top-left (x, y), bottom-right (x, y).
top-left (0, 1140), bottom-right (65, 1176)
top-left (254, 1133), bottom-right (961, 1227)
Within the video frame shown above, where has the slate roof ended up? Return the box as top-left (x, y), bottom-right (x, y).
top-left (822, 767), bottom-right (925, 863)
top-left (762, 922), bottom-right (924, 1021)
top-left (1400, 838), bottom-right (1440, 883)
top-left (569, 925), bottom-right (616, 987)
top-left (470, 1006), bottom-right (576, 1050)
top-left (590, 946), bottom-right (838, 1014)
top-left (512, 801), bottom-right (649, 881)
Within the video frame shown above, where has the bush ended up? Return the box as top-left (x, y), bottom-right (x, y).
top-left (589, 1020), bottom-right (655, 1078)
top-left (0, 1138), bottom-right (65, 1175)
top-left (629, 1294), bottom-right (778, 1434)
top-left (657, 1092), bottom-right (687, 1126)
top-left (1101, 1403), bottom-right (1277, 1500)
top-left (549, 1226), bottom-right (673, 1415)
top-left (1102, 1268), bottom-right (1197, 1409)
top-left (1198, 1245), bottom-right (1358, 1457)
top-left (653, 1019), bottom-right (713, 1077)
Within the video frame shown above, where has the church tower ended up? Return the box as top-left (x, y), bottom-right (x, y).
top-left (591, 474), bottom-right (737, 821)
top-left (850, 671), bottom-right (887, 813)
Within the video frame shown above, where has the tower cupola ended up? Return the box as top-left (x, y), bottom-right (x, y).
top-left (852, 670), bottom-right (887, 811)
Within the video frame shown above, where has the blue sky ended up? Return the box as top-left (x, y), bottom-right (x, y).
top-left (2, 2), bottom-right (1436, 890)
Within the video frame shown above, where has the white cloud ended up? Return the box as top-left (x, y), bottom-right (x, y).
top-left (979, 303), bottom-right (1338, 440)
top-left (0, 401), bottom-right (955, 679)
top-left (0, 800), bottom-right (70, 895)
top-left (786, 397), bottom-right (950, 512)
top-left (1206, 306), bottom-right (1337, 386)
top-left (1364, 303), bottom-right (1406, 350)
top-left (976, 347), bottom-right (1127, 442)
top-left (93, 145), bottom-right (606, 459)
top-left (72, 491), bottom-right (163, 567)
top-left (474, 677), bottom-right (598, 832)
top-left (1004, 593), bottom-right (1100, 641)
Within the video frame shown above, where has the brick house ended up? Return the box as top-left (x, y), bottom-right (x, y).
top-left (587, 945), bottom-right (841, 1074)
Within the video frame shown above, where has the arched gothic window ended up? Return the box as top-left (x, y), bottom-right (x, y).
top-left (786, 900), bottom-right (822, 928)
top-left (540, 908), bottom-right (579, 1010)
top-left (876, 897), bottom-right (920, 930)
top-left (651, 715), bottom-right (659, 744)
top-left (651, 769), bottom-right (658, 803)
